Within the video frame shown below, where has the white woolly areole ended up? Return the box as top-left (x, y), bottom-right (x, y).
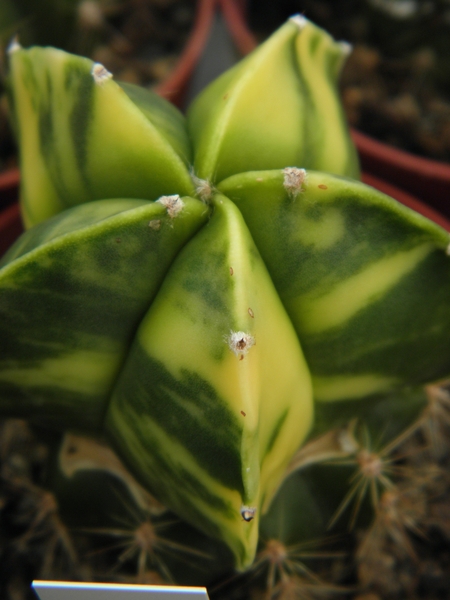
top-left (156, 194), bottom-right (184, 218)
top-left (91, 63), bottom-right (113, 84)
top-left (289, 14), bottom-right (308, 30)
top-left (7, 36), bottom-right (21, 54)
top-left (226, 331), bottom-right (255, 358)
top-left (191, 171), bottom-right (214, 203)
top-left (241, 505), bottom-right (257, 522)
top-left (283, 167), bottom-right (306, 198)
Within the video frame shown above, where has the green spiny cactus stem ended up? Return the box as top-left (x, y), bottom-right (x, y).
top-left (1, 14), bottom-right (450, 581)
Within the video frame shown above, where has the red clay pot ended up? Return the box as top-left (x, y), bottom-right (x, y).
top-left (0, 167), bottom-right (20, 210)
top-left (353, 129), bottom-right (450, 220)
top-left (0, 202), bottom-right (21, 257)
top-left (156, 0), bottom-right (256, 108)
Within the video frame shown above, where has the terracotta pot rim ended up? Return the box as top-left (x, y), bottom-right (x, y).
top-left (155, 0), bottom-right (257, 107)
top-left (351, 128), bottom-right (450, 183)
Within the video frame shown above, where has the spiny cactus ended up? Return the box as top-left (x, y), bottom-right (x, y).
top-left (1, 14), bottom-right (450, 598)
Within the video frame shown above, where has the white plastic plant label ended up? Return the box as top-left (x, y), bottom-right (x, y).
top-left (32, 581), bottom-right (210, 600)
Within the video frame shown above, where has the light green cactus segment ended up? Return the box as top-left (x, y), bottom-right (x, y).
top-left (187, 18), bottom-right (308, 183)
top-left (0, 196), bottom-right (209, 430)
top-left (187, 16), bottom-right (358, 184)
top-left (8, 46), bottom-right (195, 228)
top-left (218, 169), bottom-right (450, 402)
top-left (118, 82), bottom-right (192, 167)
top-left (293, 17), bottom-right (360, 178)
top-left (106, 193), bottom-right (313, 569)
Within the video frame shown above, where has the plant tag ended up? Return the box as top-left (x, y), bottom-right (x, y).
top-left (32, 581), bottom-right (210, 600)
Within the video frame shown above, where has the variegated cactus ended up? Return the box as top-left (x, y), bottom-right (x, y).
top-left (1, 14), bottom-right (449, 582)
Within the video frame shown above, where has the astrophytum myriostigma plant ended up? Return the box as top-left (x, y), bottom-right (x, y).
top-left (1, 15), bottom-right (450, 572)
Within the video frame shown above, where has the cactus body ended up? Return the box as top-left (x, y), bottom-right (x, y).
top-left (1, 16), bottom-right (450, 575)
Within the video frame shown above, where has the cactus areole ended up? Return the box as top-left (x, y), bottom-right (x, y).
top-left (1, 16), bottom-right (450, 570)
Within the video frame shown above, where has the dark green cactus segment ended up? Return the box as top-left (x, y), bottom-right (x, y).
top-left (109, 345), bottom-right (244, 494)
top-left (0, 381), bottom-right (104, 431)
top-left (18, 49), bottom-right (96, 210)
top-left (179, 246), bottom-right (235, 357)
top-left (303, 250), bottom-right (450, 385)
top-left (312, 385), bottom-right (428, 440)
top-left (0, 197), bottom-right (210, 430)
top-left (106, 382), bottom-right (241, 542)
top-left (1, 198), bottom-right (145, 264)
top-left (218, 171), bottom-right (446, 299)
top-left (219, 169), bottom-right (450, 401)
top-left (65, 60), bottom-right (95, 180)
